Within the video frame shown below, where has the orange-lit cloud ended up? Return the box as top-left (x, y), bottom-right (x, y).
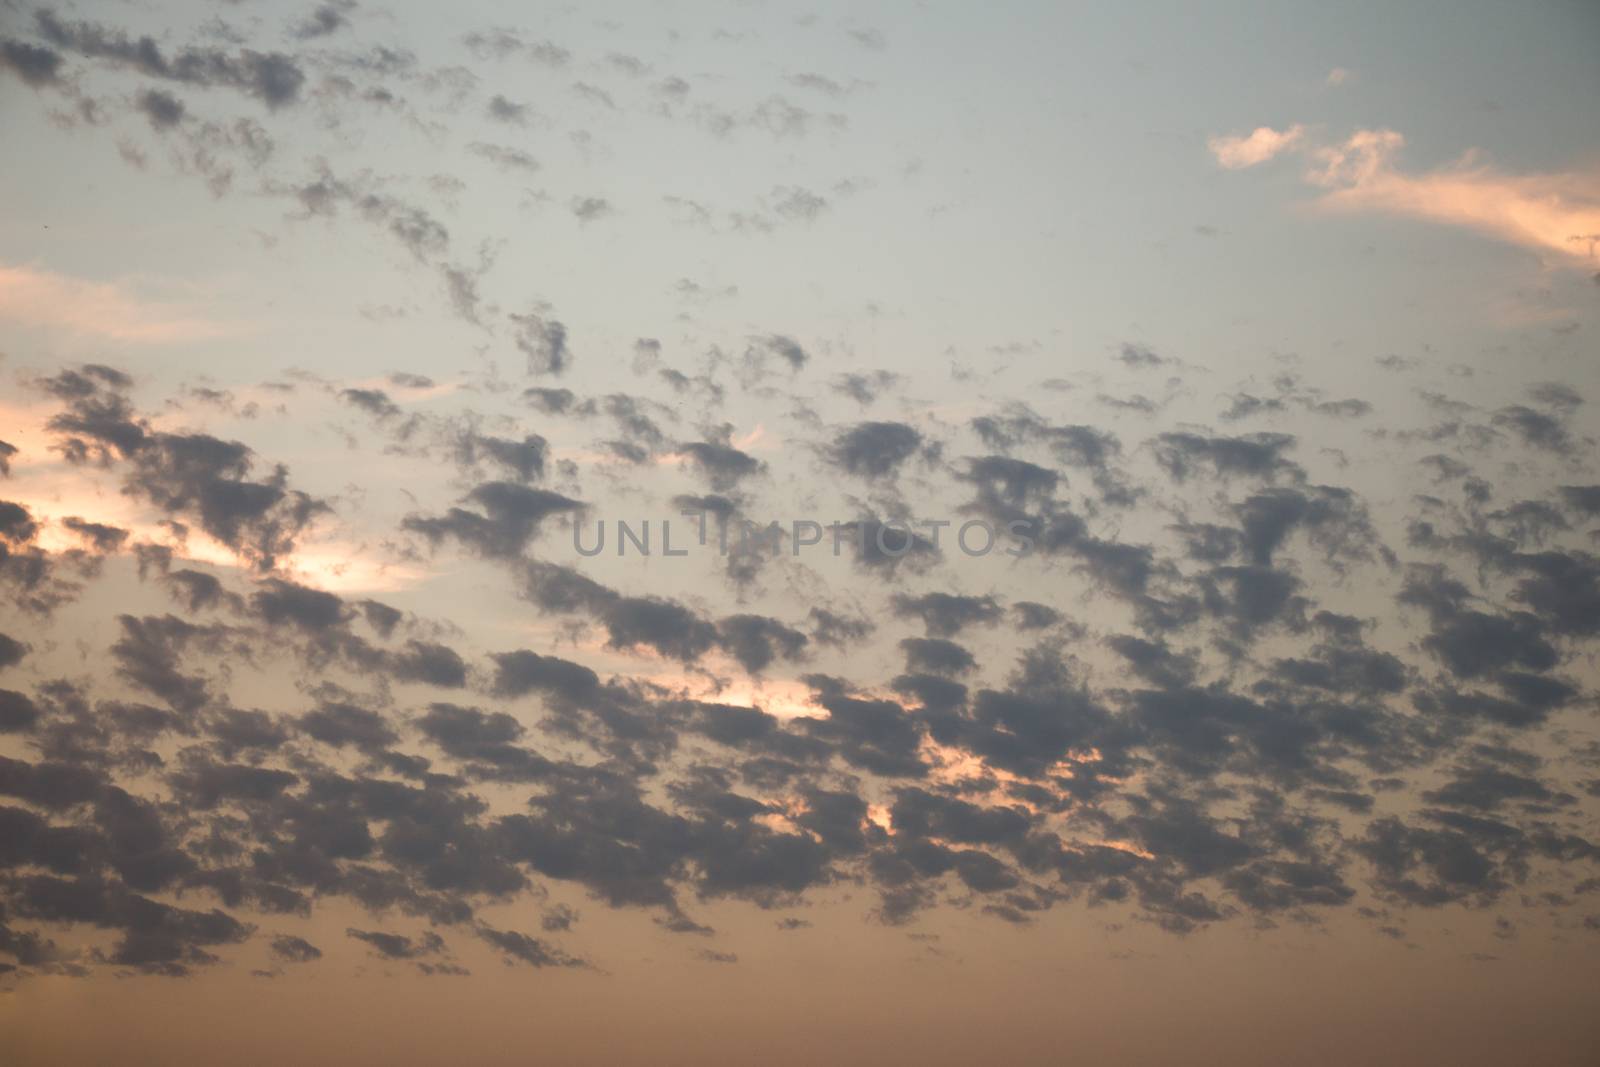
top-left (1211, 125), bottom-right (1600, 265)
top-left (1207, 124), bottom-right (1305, 169)
top-left (634, 667), bottom-right (820, 721)
top-left (1309, 130), bottom-right (1600, 264)
top-left (0, 263), bottom-right (237, 342)
top-left (3, 457), bottom-right (419, 596)
top-left (1, 396), bottom-right (421, 592)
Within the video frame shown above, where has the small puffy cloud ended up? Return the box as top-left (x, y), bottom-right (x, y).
top-left (1207, 124), bottom-right (1305, 169)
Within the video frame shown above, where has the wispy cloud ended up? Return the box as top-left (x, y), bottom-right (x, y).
top-left (1212, 126), bottom-right (1600, 265)
top-left (1310, 130), bottom-right (1600, 263)
top-left (0, 263), bottom-right (238, 341)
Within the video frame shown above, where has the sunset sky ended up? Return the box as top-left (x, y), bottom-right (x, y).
top-left (2, 2), bottom-right (1599, 1064)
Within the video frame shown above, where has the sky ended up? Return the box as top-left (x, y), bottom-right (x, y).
top-left (1, 1), bottom-right (1599, 1064)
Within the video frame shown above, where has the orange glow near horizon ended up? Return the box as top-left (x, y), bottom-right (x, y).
top-left (0, 262), bottom-right (242, 343)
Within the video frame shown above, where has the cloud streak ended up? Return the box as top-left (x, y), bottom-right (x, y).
top-left (1311, 130), bottom-right (1600, 264)
top-left (1212, 125), bottom-right (1600, 265)
top-left (0, 264), bottom-right (238, 342)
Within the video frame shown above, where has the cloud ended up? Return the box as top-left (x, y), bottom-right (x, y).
top-left (0, 39), bottom-right (63, 88)
top-left (0, 264), bottom-right (236, 342)
top-left (4, 15), bottom-right (1600, 994)
top-left (511, 313), bottom-right (572, 375)
top-left (33, 10), bottom-right (305, 109)
top-left (477, 925), bottom-right (586, 968)
top-left (468, 142), bottom-right (540, 173)
top-left (570, 196), bottom-right (613, 222)
top-left (292, 2), bottom-right (355, 41)
top-left (403, 482), bottom-right (584, 559)
top-left (1309, 129), bottom-right (1600, 264)
top-left (1211, 124), bottom-right (1600, 265)
top-left (1207, 124), bottom-right (1304, 169)
top-left (269, 934), bottom-right (322, 963)
top-left (826, 421), bottom-right (924, 479)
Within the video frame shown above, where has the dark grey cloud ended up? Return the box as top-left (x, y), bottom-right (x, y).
top-left (522, 387), bottom-right (580, 415)
top-left (61, 517), bottom-right (129, 555)
top-left (347, 927), bottom-right (446, 960)
top-left (156, 569), bottom-right (226, 614)
top-left (1234, 486), bottom-right (1389, 569)
top-left (485, 94), bottom-right (531, 124)
top-left (1118, 342), bottom-right (1168, 368)
top-left (462, 30), bottom-right (570, 67)
top-left (298, 702), bottom-right (398, 752)
top-left (678, 440), bottom-right (764, 491)
top-left (340, 388), bottom-right (402, 420)
top-left (1153, 431), bottom-right (1301, 483)
top-left (292, 2), bottom-right (355, 41)
top-left (958, 455), bottom-right (1060, 514)
top-left (891, 593), bottom-right (1002, 637)
top-left (404, 482), bottom-right (583, 559)
top-left (832, 370), bottom-right (901, 407)
top-left (512, 313), bottom-right (571, 376)
top-left (742, 335), bottom-right (809, 378)
top-left (0, 38), bottom-right (63, 87)
top-left (34, 10), bottom-right (307, 108)
top-left (0, 633), bottom-right (27, 670)
top-left (414, 701), bottom-right (553, 782)
top-left (827, 421), bottom-right (924, 479)
top-left (468, 141), bottom-right (539, 173)
top-left (453, 431), bottom-right (548, 484)
top-left (110, 613), bottom-right (231, 713)
top-left (570, 196), bottom-right (612, 222)
top-left (970, 410), bottom-right (1134, 506)
top-left (717, 614), bottom-right (808, 673)
top-left (899, 637), bottom-right (975, 675)
top-left (603, 597), bottom-right (719, 663)
top-left (477, 924), bottom-right (585, 968)
top-left (1493, 405), bottom-right (1574, 454)
top-left (136, 88), bottom-right (186, 129)
top-left (252, 578), bottom-right (348, 632)
top-left (0, 690), bottom-right (41, 733)
top-left (808, 608), bottom-right (874, 648)
top-left (389, 640), bottom-right (469, 688)
top-left (845, 520), bottom-right (940, 574)
top-left (42, 371), bottom-right (329, 571)
top-left (798, 676), bottom-right (928, 778)
top-left (269, 934), bottom-right (322, 963)
top-left (1011, 602), bottom-right (1060, 630)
